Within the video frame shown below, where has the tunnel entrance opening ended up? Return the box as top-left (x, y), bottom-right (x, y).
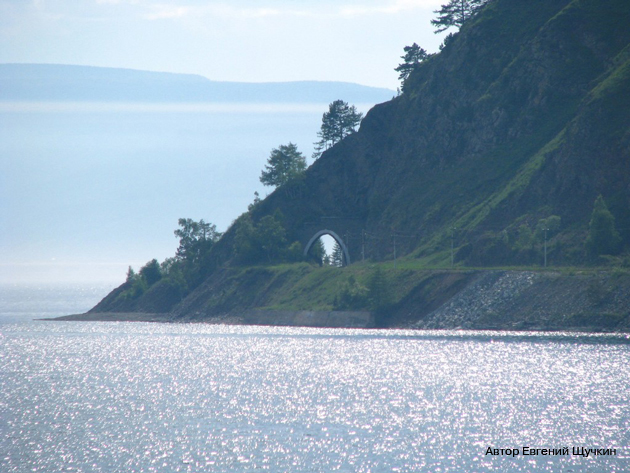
top-left (303, 229), bottom-right (350, 267)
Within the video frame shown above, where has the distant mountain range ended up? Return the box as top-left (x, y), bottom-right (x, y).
top-left (0, 64), bottom-right (394, 103)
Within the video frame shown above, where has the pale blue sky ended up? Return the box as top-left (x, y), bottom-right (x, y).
top-left (0, 0), bottom-right (446, 89)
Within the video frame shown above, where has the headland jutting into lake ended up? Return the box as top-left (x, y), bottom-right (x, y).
top-left (63, 0), bottom-right (630, 330)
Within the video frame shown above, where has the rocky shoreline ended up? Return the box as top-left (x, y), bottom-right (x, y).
top-left (54, 270), bottom-right (630, 332)
top-left (53, 310), bottom-right (373, 327)
top-left (407, 271), bottom-right (630, 332)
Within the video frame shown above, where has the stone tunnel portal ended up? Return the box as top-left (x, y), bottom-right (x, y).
top-left (303, 229), bottom-right (351, 266)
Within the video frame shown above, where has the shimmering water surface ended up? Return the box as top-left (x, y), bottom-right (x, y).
top-left (1, 285), bottom-right (629, 472)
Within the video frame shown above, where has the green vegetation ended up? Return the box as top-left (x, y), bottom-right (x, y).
top-left (431, 0), bottom-right (490, 32)
top-left (204, 263), bottom-right (399, 315)
top-left (335, 275), bottom-right (368, 309)
top-left (312, 100), bottom-right (363, 159)
top-left (586, 195), bottom-right (622, 258)
top-left (395, 43), bottom-right (430, 88)
top-left (118, 218), bottom-right (223, 303)
top-left (233, 211), bottom-right (302, 265)
top-left (139, 259), bottom-right (162, 286)
top-left (366, 266), bottom-right (393, 316)
top-left (331, 242), bottom-right (344, 267)
top-left (174, 218), bottom-right (221, 263)
top-left (121, 259), bottom-right (162, 300)
top-left (169, 218), bottom-right (222, 289)
top-left (259, 143), bottom-right (307, 188)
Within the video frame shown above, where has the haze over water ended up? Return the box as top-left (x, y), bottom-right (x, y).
top-left (0, 101), bottom-right (376, 284)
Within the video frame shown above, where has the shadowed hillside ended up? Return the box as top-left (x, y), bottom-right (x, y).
top-left (253, 0), bottom-right (630, 267)
top-left (85, 0), bottom-right (630, 328)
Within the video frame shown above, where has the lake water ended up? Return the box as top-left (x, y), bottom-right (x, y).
top-left (1, 284), bottom-right (629, 472)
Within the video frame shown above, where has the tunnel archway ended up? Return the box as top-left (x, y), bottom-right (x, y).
top-left (303, 229), bottom-right (351, 266)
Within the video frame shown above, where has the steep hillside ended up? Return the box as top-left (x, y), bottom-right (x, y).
top-left (254, 0), bottom-right (630, 267)
top-left (85, 0), bottom-right (630, 326)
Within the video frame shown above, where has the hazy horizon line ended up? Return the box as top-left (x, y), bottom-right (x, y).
top-left (0, 62), bottom-right (398, 91)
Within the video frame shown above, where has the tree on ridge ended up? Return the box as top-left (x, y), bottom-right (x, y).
top-left (313, 100), bottom-right (363, 159)
top-left (395, 43), bottom-right (430, 85)
top-left (431, 0), bottom-right (489, 33)
top-left (174, 218), bottom-right (221, 263)
top-left (260, 143), bottom-right (307, 188)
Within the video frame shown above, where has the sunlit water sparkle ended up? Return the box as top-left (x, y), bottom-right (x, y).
top-left (1, 286), bottom-right (629, 472)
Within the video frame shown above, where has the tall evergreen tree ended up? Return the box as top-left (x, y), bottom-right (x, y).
top-left (586, 195), bottom-right (622, 257)
top-left (431, 0), bottom-right (489, 33)
top-left (313, 100), bottom-right (363, 159)
top-left (307, 238), bottom-right (326, 266)
top-left (260, 143), bottom-right (307, 188)
top-left (331, 241), bottom-right (345, 267)
top-left (395, 43), bottom-right (429, 83)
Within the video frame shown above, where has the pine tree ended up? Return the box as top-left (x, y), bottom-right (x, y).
top-left (308, 239), bottom-right (326, 266)
top-left (313, 100), bottom-right (363, 159)
top-left (431, 0), bottom-right (489, 33)
top-left (331, 241), bottom-right (345, 267)
top-left (586, 195), bottom-right (622, 257)
top-left (395, 43), bottom-right (429, 83)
